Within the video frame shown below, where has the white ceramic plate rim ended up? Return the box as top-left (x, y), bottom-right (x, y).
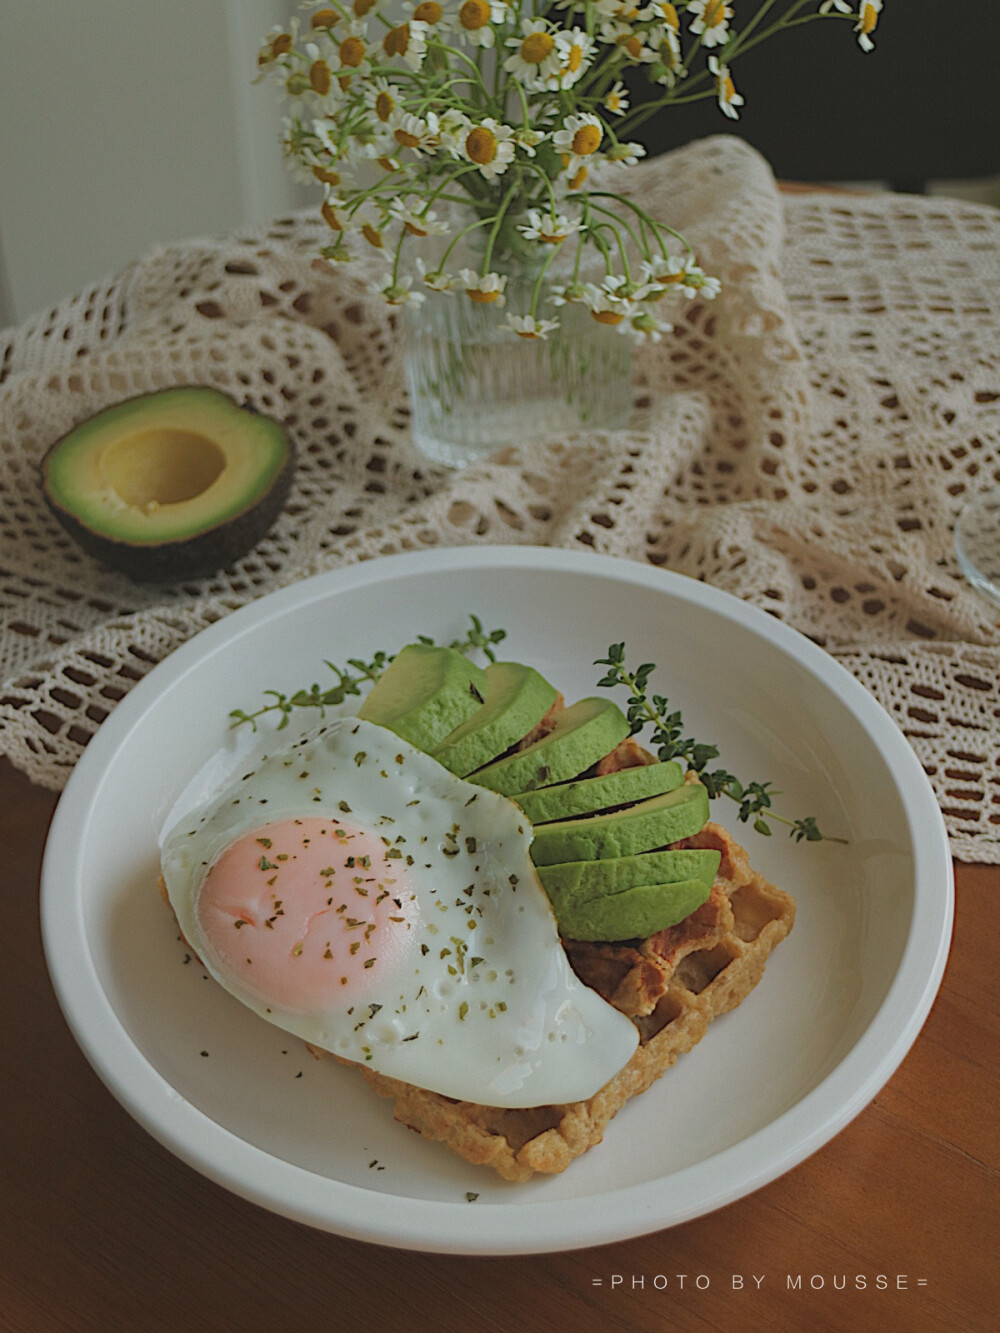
top-left (41, 546), bottom-right (954, 1254)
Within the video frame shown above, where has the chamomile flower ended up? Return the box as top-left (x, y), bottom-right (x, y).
top-left (416, 258), bottom-right (458, 291)
top-left (643, 254), bottom-right (721, 299)
top-left (455, 0), bottom-right (507, 47)
top-left (459, 270), bottom-right (508, 304)
top-left (586, 285), bottom-right (630, 326)
top-left (459, 117), bottom-right (516, 178)
top-left (403, 0), bottom-right (456, 31)
top-left (376, 276), bottom-right (427, 306)
top-left (604, 80), bottom-right (630, 116)
top-left (624, 310), bottom-right (673, 342)
top-left (513, 126), bottom-right (546, 156)
top-left (330, 26), bottom-right (372, 77)
top-left (382, 19), bottom-right (430, 70)
top-left (854, 0), bottom-right (882, 52)
top-left (349, 200), bottom-right (390, 249)
top-left (605, 141), bottom-right (647, 167)
top-left (552, 112), bottom-right (604, 160)
top-left (640, 1), bottom-right (680, 27)
top-left (517, 209), bottom-right (583, 243)
top-left (707, 54), bottom-right (743, 119)
top-left (391, 111), bottom-right (441, 154)
top-left (686, 0), bottom-right (732, 48)
top-left (364, 77), bottom-right (400, 126)
top-left (551, 28), bottom-right (595, 89)
top-left (389, 197), bottom-right (449, 236)
top-left (550, 280), bottom-right (590, 307)
top-left (313, 117), bottom-right (346, 161)
top-left (604, 23), bottom-right (661, 64)
top-left (505, 19), bottom-right (563, 90)
top-left (505, 314), bottom-right (561, 339)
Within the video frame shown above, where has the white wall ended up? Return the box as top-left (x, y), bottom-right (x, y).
top-left (0, 0), bottom-right (316, 327)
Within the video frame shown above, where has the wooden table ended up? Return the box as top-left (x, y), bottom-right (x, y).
top-left (1, 754), bottom-right (995, 1333)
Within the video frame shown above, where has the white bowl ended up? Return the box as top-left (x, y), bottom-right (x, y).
top-left (41, 546), bottom-right (953, 1254)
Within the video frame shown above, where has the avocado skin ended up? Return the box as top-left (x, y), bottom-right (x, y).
top-left (39, 387), bottom-right (294, 582)
top-left (45, 454), bottom-right (294, 582)
top-left (530, 781), bottom-right (710, 866)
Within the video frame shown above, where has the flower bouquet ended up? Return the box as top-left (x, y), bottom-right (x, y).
top-left (259, 0), bottom-right (884, 464)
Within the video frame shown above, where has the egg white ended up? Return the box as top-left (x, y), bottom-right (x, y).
top-left (160, 716), bottom-right (638, 1108)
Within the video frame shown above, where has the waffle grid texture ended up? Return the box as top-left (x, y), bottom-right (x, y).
top-left (2, 136), bottom-right (998, 861)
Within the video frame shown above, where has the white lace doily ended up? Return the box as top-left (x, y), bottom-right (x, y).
top-left (2, 137), bottom-right (998, 861)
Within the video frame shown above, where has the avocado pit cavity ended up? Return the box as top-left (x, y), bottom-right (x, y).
top-left (101, 428), bottom-right (227, 511)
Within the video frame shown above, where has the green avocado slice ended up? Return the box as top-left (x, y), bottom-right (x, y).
top-left (549, 878), bottom-right (714, 942)
top-left (529, 781), bottom-right (710, 865)
top-left (39, 386), bottom-right (294, 581)
top-left (432, 661), bottom-right (559, 777)
top-left (536, 847), bottom-right (721, 903)
top-left (357, 644), bottom-right (487, 751)
top-left (469, 697), bottom-right (630, 797)
top-left (513, 760), bottom-right (684, 824)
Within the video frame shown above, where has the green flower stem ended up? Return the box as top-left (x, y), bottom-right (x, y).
top-left (587, 200), bottom-right (644, 273)
top-left (482, 181), bottom-right (520, 274)
top-left (528, 239), bottom-right (563, 317)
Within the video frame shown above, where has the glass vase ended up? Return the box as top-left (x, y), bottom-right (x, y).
top-left (403, 273), bottom-right (634, 469)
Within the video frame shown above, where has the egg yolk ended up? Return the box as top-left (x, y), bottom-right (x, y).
top-left (196, 817), bottom-right (417, 1014)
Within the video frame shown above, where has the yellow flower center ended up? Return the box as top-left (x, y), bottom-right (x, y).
top-left (466, 126), bottom-right (498, 165)
top-left (354, 0), bottom-right (378, 14)
top-left (310, 59), bottom-right (332, 94)
top-left (721, 73), bottom-right (735, 101)
top-left (383, 24), bottom-right (410, 56)
top-left (362, 223), bottom-right (384, 249)
top-left (521, 32), bottom-right (555, 63)
top-left (312, 165), bottom-right (341, 186)
top-left (618, 34), bottom-right (643, 59)
top-left (395, 128), bottom-right (422, 147)
top-left (311, 8), bottom-right (339, 28)
top-left (704, 0), bottom-right (727, 27)
top-left (375, 90), bottom-right (395, 122)
top-left (321, 200), bottom-right (343, 231)
top-left (569, 164), bottom-right (588, 189)
top-left (271, 33), bottom-right (292, 58)
top-left (591, 309), bottom-right (624, 325)
top-left (413, 1), bottom-right (443, 21)
top-left (467, 288), bottom-right (501, 303)
top-left (565, 43), bottom-right (584, 73)
top-left (860, 2), bottom-right (878, 34)
top-left (459, 0), bottom-right (491, 29)
top-left (571, 123), bottom-right (602, 155)
top-left (339, 37), bottom-right (366, 67)
top-left (377, 155), bottom-right (398, 171)
top-left (404, 219), bottom-right (429, 236)
top-left (660, 2), bottom-right (679, 28)
top-left (515, 329), bottom-right (541, 339)
top-left (607, 91), bottom-right (622, 111)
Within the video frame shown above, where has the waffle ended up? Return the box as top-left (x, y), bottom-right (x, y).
top-left (347, 820), bottom-right (795, 1182)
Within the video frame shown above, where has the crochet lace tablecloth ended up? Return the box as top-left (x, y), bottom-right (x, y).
top-left (2, 136), bottom-right (998, 862)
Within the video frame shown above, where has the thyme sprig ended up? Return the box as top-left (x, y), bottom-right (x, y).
top-left (229, 615), bottom-right (506, 732)
top-left (595, 643), bottom-right (845, 844)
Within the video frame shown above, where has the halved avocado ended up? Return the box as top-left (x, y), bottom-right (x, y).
top-left (40, 386), bottom-right (294, 581)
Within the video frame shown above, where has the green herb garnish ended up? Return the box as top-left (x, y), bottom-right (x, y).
top-left (229, 614), bottom-right (505, 730)
top-left (595, 643), bottom-right (845, 844)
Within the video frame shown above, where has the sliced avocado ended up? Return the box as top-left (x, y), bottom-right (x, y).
top-left (39, 386), bottom-right (294, 581)
top-left (529, 781), bottom-right (710, 866)
top-left (513, 760), bottom-right (684, 824)
top-left (549, 878), bottom-right (714, 942)
top-left (536, 847), bottom-right (721, 903)
top-left (431, 661), bottom-right (559, 777)
top-left (470, 697), bottom-right (630, 797)
top-left (358, 643), bottom-right (487, 751)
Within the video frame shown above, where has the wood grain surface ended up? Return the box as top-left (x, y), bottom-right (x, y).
top-left (1, 755), bottom-right (995, 1333)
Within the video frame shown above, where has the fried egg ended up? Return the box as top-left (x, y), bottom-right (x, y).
top-left (160, 717), bottom-right (638, 1108)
